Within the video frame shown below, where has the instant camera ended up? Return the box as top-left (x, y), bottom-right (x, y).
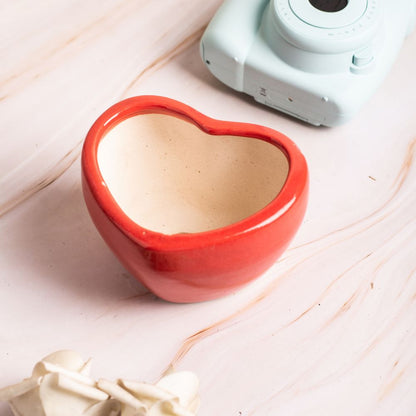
top-left (201, 0), bottom-right (416, 126)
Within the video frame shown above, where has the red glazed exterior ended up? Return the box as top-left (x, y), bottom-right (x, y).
top-left (81, 96), bottom-right (308, 303)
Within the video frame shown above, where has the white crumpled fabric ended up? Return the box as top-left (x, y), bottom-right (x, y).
top-left (0, 351), bottom-right (200, 416)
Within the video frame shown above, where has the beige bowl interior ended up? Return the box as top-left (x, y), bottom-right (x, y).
top-left (97, 113), bottom-right (289, 234)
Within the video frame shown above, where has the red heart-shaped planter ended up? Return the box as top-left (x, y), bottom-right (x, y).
top-left (82, 96), bottom-right (308, 302)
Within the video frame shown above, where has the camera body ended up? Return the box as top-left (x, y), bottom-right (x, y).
top-left (201, 0), bottom-right (416, 126)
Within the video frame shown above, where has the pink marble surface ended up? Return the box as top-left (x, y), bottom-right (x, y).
top-left (1, 1), bottom-right (416, 415)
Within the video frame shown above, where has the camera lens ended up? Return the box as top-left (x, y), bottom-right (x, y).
top-left (309, 0), bottom-right (348, 12)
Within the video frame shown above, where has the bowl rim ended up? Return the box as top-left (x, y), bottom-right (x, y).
top-left (82, 95), bottom-right (308, 251)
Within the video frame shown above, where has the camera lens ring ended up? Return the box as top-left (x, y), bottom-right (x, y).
top-left (288, 0), bottom-right (367, 29)
top-left (271, 0), bottom-right (380, 53)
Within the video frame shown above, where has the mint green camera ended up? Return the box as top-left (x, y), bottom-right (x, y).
top-left (201, 0), bottom-right (416, 126)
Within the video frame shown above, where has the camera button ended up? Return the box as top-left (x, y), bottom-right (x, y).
top-left (352, 46), bottom-right (374, 67)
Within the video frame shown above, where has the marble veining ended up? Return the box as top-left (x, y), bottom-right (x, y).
top-left (1, 1), bottom-right (416, 415)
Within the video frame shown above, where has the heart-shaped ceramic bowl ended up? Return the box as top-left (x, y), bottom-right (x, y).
top-left (82, 96), bottom-right (308, 303)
